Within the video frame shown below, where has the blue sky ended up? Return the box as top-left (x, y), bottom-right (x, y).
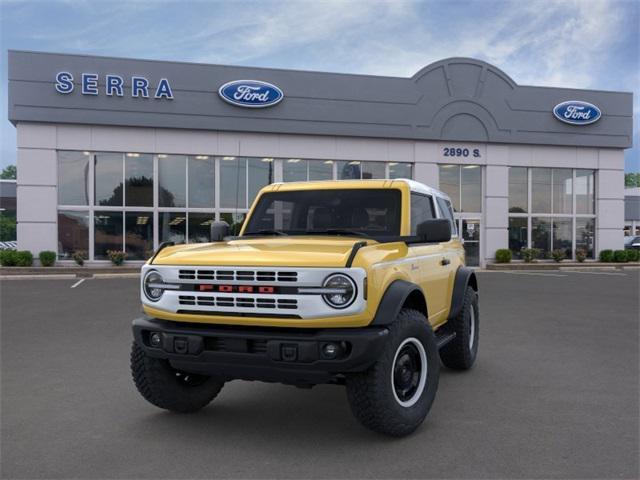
top-left (1, 0), bottom-right (638, 171)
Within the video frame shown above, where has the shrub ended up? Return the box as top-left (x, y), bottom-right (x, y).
top-left (0, 249), bottom-right (18, 266)
top-left (495, 249), bottom-right (512, 263)
top-left (599, 249), bottom-right (614, 262)
top-left (107, 250), bottom-right (127, 265)
top-left (39, 250), bottom-right (56, 267)
top-left (575, 248), bottom-right (587, 263)
top-left (72, 250), bottom-right (88, 266)
top-left (551, 249), bottom-right (566, 263)
top-left (521, 248), bottom-right (538, 263)
top-left (626, 249), bottom-right (639, 262)
top-left (613, 250), bottom-right (628, 263)
top-left (15, 250), bottom-right (33, 267)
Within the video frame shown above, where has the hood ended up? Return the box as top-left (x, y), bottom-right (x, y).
top-left (151, 236), bottom-right (374, 268)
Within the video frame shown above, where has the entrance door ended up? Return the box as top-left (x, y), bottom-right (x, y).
top-left (460, 218), bottom-right (481, 267)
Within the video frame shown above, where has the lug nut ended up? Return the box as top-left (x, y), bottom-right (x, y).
top-left (150, 332), bottom-right (162, 347)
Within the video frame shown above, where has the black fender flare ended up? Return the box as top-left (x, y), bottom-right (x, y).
top-left (370, 280), bottom-right (427, 326)
top-left (448, 267), bottom-right (478, 320)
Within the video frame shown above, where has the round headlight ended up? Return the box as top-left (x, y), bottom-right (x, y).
top-left (143, 270), bottom-right (164, 302)
top-left (322, 274), bottom-right (356, 309)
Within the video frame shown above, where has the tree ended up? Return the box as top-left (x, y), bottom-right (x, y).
top-left (1, 165), bottom-right (16, 179)
top-left (625, 172), bottom-right (640, 188)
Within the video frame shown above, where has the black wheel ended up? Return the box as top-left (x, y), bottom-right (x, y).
top-left (439, 286), bottom-right (478, 370)
top-left (345, 309), bottom-right (440, 437)
top-left (130, 342), bottom-right (224, 413)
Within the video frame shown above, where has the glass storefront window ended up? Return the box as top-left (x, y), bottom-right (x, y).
top-left (283, 159), bottom-right (307, 182)
top-left (575, 170), bottom-right (595, 214)
top-left (95, 153), bottom-right (123, 206)
top-left (508, 217), bottom-right (527, 258)
top-left (552, 217), bottom-right (572, 257)
top-left (508, 167), bottom-right (527, 213)
top-left (552, 169), bottom-right (573, 214)
top-left (221, 212), bottom-right (247, 236)
top-left (125, 211), bottom-right (154, 260)
top-left (158, 155), bottom-right (186, 207)
top-left (361, 161), bottom-right (385, 179)
top-left (248, 158), bottom-right (273, 204)
top-left (531, 168), bottom-right (552, 213)
top-left (576, 218), bottom-right (595, 259)
top-left (188, 213), bottom-right (214, 243)
top-left (461, 165), bottom-right (481, 212)
top-left (438, 165), bottom-right (460, 212)
top-left (188, 156), bottom-right (214, 208)
top-left (57, 211), bottom-right (89, 259)
top-left (220, 157), bottom-right (247, 208)
top-left (388, 162), bottom-right (412, 179)
top-left (159, 212), bottom-right (186, 244)
top-left (94, 211), bottom-right (123, 259)
top-left (338, 161), bottom-right (363, 180)
top-left (125, 153), bottom-right (153, 207)
top-left (531, 217), bottom-right (551, 258)
top-left (309, 160), bottom-right (333, 180)
top-left (58, 151), bottom-right (90, 205)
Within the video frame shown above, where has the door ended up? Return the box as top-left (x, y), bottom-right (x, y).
top-left (461, 218), bottom-right (480, 267)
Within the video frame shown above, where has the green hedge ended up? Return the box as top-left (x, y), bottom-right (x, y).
top-left (39, 250), bottom-right (56, 267)
top-left (495, 249), bottom-right (512, 263)
top-left (627, 249), bottom-right (639, 262)
top-left (0, 249), bottom-right (17, 266)
top-left (599, 249), bottom-right (614, 262)
top-left (613, 250), bottom-right (628, 263)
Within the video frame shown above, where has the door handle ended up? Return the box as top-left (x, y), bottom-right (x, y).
top-left (440, 258), bottom-right (450, 266)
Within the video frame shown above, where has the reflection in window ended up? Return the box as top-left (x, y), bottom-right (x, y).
top-left (531, 217), bottom-right (551, 258)
top-left (125, 212), bottom-right (154, 260)
top-left (159, 212), bottom-right (186, 244)
top-left (248, 158), bottom-right (273, 204)
top-left (58, 211), bottom-right (89, 259)
top-left (188, 156), bottom-right (214, 208)
top-left (158, 155), bottom-right (186, 207)
top-left (508, 167), bottom-right (527, 213)
top-left (221, 212), bottom-right (246, 236)
top-left (188, 213), bottom-right (214, 243)
top-left (95, 153), bottom-right (123, 206)
top-left (438, 165), bottom-right (460, 212)
top-left (309, 160), bottom-right (333, 180)
top-left (552, 169), bottom-right (573, 214)
top-left (388, 162), bottom-right (412, 179)
top-left (461, 165), bottom-right (481, 212)
top-left (220, 157), bottom-right (246, 209)
top-left (338, 161), bottom-right (363, 179)
top-left (508, 217), bottom-right (527, 258)
top-left (410, 193), bottom-right (435, 234)
top-left (576, 218), bottom-right (595, 258)
top-left (94, 211), bottom-right (123, 259)
top-left (361, 161), bottom-right (385, 179)
top-left (58, 151), bottom-right (90, 205)
top-left (283, 159), bottom-right (307, 182)
top-left (576, 170), bottom-right (595, 214)
top-left (125, 153), bottom-right (153, 206)
top-left (436, 196), bottom-right (457, 236)
top-left (552, 217), bottom-right (572, 257)
top-left (531, 168), bottom-right (552, 213)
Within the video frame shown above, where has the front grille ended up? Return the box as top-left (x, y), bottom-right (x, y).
top-left (178, 269), bottom-right (298, 283)
top-left (203, 337), bottom-right (268, 353)
top-left (178, 295), bottom-right (298, 310)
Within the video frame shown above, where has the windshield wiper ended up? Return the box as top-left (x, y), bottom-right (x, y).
top-left (306, 229), bottom-right (371, 238)
top-left (244, 229), bottom-right (289, 236)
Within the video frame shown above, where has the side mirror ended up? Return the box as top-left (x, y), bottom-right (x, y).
top-left (210, 221), bottom-right (230, 242)
top-left (416, 219), bottom-right (452, 243)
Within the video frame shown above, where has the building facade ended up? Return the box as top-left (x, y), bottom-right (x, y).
top-left (8, 51), bottom-right (633, 266)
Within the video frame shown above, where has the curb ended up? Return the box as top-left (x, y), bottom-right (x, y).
top-left (486, 262), bottom-right (639, 271)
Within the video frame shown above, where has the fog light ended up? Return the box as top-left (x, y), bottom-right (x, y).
top-left (322, 343), bottom-right (339, 359)
top-left (150, 332), bottom-right (162, 347)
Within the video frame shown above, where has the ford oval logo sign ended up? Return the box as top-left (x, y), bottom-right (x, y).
top-left (553, 100), bottom-right (601, 125)
top-left (218, 80), bottom-right (283, 108)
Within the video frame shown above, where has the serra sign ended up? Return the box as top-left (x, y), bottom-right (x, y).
top-left (55, 72), bottom-right (174, 99)
top-left (553, 100), bottom-right (601, 125)
top-left (218, 80), bottom-right (283, 108)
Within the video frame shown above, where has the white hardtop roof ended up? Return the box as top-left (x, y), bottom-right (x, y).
top-left (394, 178), bottom-right (452, 202)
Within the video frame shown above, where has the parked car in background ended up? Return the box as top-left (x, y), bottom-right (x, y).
top-left (624, 236), bottom-right (640, 250)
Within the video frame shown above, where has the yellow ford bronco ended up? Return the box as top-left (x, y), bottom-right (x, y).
top-left (131, 179), bottom-right (478, 436)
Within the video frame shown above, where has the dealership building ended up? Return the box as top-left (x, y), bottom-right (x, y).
top-left (7, 50), bottom-right (633, 266)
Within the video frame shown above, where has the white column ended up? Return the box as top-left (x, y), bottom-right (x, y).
top-left (16, 123), bottom-right (58, 258)
top-left (596, 149), bottom-right (625, 253)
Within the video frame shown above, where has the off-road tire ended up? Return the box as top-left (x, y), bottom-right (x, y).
top-left (131, 342), bottom-right (224, 413)
top-left (345, 309), bottom-right (440, 437)
top-left (439, 286), bottom-right (479, 370)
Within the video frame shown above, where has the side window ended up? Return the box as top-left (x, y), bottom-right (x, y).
top-left (436, 197), bottom-right (457, 236)
top-left (410, 193), bottom-right (435, 234)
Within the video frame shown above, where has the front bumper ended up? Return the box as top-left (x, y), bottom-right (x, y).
top-left (132, 317), bottom-right (389, 385)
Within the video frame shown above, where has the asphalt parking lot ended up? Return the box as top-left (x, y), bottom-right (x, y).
top-left (1, 270), bottom-right (638, 479)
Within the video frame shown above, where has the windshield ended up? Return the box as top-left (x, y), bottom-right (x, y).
top-left (243, 189), bottom-right (402, 237)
